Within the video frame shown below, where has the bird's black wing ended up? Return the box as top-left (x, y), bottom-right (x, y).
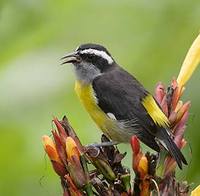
top-left (93, 66), bottom-right (187, 167)
top-left (92, 66), bottom-right (159, 151)
top-left (93, 66), bottom-right (156, 129)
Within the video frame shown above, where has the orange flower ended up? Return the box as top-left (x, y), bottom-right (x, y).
top-left (65, 137), bottom-right (87, 188)
top-left (131, 136), bottom-right (149, 195)
top-left (42, 135), bottom-right (66, 177)
top-left (137, 155), bottom-right (148, 179)
top-left (65, 136), bottom-right (80, 161)
top-left (42, 135), bottom-right (61, 163)
top-left (52, 130), bottom-right (67, 165)
top-left (131, 136), bottom-right (148, 178)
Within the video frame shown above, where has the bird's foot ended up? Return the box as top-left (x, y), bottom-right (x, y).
top-left (85, 141), bottom-right (119, 148)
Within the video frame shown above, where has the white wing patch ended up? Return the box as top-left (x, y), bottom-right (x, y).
top-left (80, 49), bottom-right (114, 64)
top-left (107, 112), bottom-right (117, 120)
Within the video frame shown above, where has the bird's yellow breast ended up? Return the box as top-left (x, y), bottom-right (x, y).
top-left (74, 81), bottom-right (133, 142)
top-left (75, 81), bottom-right (109, 131)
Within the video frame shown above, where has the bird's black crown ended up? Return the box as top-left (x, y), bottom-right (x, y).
top-left (76, 43), bottom-right (111, 56)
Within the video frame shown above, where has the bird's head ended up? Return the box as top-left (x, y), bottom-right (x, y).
top-left (62, 43), bottom-right (115, 83)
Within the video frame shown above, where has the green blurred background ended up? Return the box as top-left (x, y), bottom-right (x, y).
top-left (0, 0), bottom-right (200, 195)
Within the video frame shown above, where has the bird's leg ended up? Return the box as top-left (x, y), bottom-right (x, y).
top-left (85, 141), bottom-right (119, 148)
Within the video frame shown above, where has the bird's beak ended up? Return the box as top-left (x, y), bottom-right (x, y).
top-left (61, 52), bottom-right (81, 65)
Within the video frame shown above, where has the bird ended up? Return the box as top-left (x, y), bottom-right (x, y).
top-left (61, 43), bottom-right (187, 169)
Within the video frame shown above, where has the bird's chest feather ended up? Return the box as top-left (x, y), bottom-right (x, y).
top-left (74, 81), bottom-right (136, 142)
top-left (75, 81), bottom-right (108, 130)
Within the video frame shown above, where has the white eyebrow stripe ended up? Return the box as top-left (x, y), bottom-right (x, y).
top-left (80, 49), bottom-right (113, 64)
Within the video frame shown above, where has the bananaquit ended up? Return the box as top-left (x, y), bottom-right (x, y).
top-left (62, 43), bottom-right (187, 169)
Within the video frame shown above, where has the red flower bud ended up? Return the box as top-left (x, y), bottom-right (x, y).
top-left (53, 117), bottom-right (68, 145)
top-left (131, 136), bottom-right (140, 156)
top-left (155, 82), bottom-right (166, 105)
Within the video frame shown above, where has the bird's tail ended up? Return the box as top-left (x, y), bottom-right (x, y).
top-left (157, 128), bottom-right (187, 169)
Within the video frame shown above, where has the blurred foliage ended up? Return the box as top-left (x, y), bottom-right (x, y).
top-left (0, 0), bottom-right (200, 195)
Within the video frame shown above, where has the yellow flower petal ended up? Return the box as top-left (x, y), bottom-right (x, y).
top-left (191, 185), bottom-right (200, 196)
top-left (177, 33), bottom-right (200, 87)
top-left (65, 137), bottom-right (80, 160)
top-left (138, 155), bottom-right (148, 177)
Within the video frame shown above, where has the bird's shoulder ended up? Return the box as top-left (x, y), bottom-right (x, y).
top-left (92, 65), bottom-right (149, 120)
top-left (93, 65), bottom-right (149, 101)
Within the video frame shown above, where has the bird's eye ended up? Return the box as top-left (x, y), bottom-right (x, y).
top-left (87, 55), bottom-right (93, 60)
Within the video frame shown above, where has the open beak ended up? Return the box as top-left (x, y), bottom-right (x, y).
top-left (61, 52), bottom-right (81, 64)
